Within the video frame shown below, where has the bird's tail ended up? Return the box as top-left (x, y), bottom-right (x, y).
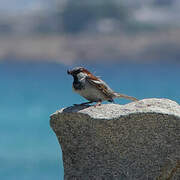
top-left (114, 92), bottom-right (138, 101)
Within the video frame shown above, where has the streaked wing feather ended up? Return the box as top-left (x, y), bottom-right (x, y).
top-left (86, 77), bottom-right (112, 98)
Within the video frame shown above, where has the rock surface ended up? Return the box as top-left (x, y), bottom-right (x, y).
top-left (50, 98), bottom-right (180, 180)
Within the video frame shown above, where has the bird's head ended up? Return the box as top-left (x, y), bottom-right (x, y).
top-left (67, 67), bottom-right (99, 81)
top-left (67, 67), bottom-right (90, 80)
top-left (67, 67), bottom-right (85, 75)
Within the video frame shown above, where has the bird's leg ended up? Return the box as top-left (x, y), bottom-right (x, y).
top-left (73, 101), bottom-right (93, 106)
top-left (94, 101), bottom-right (102, 107)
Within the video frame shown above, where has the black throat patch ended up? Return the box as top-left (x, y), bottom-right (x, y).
top-left (73, 76), bottom-right (85, 90)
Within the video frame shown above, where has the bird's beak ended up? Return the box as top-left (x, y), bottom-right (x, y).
top-left (67, 69), bottom-right (72, 75)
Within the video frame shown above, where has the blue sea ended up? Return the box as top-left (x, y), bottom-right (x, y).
top-left (0, 60), bottom-right (180, 180)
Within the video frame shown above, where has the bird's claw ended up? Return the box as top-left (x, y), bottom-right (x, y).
top-left (94, 101), bottom-right (102, 107)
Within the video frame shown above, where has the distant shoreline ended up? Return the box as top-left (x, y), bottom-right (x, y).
top-left (0, 29), bottom-right (180, 64)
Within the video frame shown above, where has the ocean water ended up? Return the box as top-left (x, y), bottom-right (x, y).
top-left (0, 61), bottom-right (180, 180)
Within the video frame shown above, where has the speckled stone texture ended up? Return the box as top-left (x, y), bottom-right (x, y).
top-left (50, 98), bottom-right (180, 180)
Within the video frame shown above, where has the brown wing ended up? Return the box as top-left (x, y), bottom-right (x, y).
top-left (86, 76), bottom-right (113, 99)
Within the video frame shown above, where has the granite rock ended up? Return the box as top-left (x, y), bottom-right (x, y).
top-left (50, 98), bottom-right (180, 180)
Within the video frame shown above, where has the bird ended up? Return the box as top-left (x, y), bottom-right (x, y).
top-left (67, 67), bottom-right (138, 106)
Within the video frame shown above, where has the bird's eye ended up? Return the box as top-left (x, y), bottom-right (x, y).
top-left (74, 69), bottom-right (80, 74)
top-left (77, 69), bottom-right (82, 73)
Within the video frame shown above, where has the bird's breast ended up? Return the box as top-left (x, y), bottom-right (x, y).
top-left (73, 80), bottom-right (107, 102)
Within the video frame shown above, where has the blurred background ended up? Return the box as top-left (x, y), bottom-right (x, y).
top-left (0, 0), bottom-right (180, 179)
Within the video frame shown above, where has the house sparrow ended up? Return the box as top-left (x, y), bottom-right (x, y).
top-left (67, 67), bottom-right (138, 106)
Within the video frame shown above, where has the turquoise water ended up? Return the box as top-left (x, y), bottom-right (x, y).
top-left (0, 61), bottom-right (180, 180)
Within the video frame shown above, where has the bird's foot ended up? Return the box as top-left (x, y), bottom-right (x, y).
top-left (94, 101), bottom-right (102, 107)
